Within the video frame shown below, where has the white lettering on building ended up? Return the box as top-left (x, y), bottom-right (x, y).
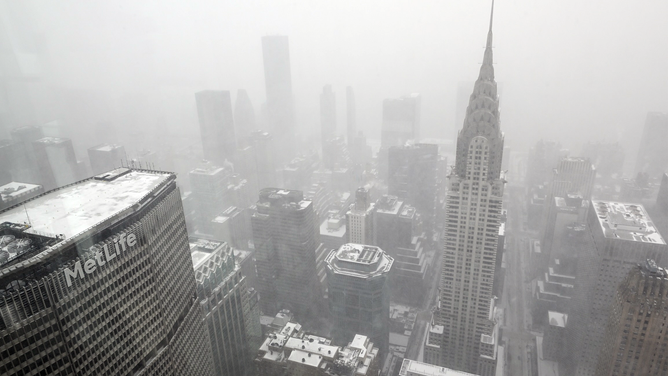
top-left (64, 232), bottom-right (139, 287)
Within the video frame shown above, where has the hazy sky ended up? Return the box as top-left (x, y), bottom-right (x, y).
top-left (3, 0), bottom-right (667, 161)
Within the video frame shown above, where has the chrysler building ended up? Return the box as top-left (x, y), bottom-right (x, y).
top-left (424, 2), bottom-right (505, 374)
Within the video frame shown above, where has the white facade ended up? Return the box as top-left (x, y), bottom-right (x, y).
top-left (427, 4), bottom-right (504, 374)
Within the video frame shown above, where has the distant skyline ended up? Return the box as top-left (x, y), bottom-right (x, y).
top-left (1, 0), bottom-right (666, 166)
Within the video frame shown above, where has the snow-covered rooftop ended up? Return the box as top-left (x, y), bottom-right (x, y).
top-left (0, 169), bottom-right (171, 239)
top-left (398, 359), bottom-right (478, 376)
top-left (592, 201), bottom-right (665, 244)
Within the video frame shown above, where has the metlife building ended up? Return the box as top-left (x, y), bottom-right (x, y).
top-left (0, 168), bottom-right (215, 376)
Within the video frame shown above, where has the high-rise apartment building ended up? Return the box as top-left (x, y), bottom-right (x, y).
top-left (0, 168), bottom-right (215, 376)
top-left (571, 201), bottom-right (668, 376)
top-left (234, 89), bottom-right (256, 140)
top-left (347, 187), bottom-right (375, 244)
top-left (346, 86), bottom-right (356, 145)
top-left (195, 90), bottom-right (236, 165)
top-left (427, 4), bottom-right (504, 373)
top-left (380, 94), bottom-right (421, 149)
top-left (190, 238), bottom-right (262, 376)
top-left (88, 143), bottom-right (125, 175)
top-left (251, 188), bottom-right (321, 317)
top-left (388, 143), bottom-right (438, 228)
top-left (595, 260), bottom-right (668, 376)
top-left (262, 35), bottom-right (295, 137)
top-left (326, 243), bottom-right (393, 356)
top-left (635, 112), bottom-right (668, 177)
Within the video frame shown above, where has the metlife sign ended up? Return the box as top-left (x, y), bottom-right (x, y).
top-left (64, 232), bottom-right (138, 287)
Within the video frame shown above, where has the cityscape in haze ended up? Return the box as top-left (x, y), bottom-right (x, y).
top-left (1, 1), bottom-right (668, 375)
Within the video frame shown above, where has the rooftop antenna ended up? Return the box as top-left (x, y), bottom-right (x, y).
top-left (23, 203), bottom-right (32, 227)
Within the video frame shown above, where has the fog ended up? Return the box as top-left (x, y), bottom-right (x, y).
top-left (3, 1), bottom-right (668, 375)
top-left (2, 0), bottom-right (667, 164)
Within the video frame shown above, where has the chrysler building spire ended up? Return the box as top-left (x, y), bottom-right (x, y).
top-left (455, 0), bottom-right (503, 180)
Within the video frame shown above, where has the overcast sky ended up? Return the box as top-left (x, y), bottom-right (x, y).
top-left (2, 0), bottom-right (667, 162)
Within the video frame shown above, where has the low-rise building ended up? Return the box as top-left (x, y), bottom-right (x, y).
top-left (255, 313), bottom-right (380, 376)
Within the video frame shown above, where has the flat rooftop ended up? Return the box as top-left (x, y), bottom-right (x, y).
top-left (189, 238), bottom-right (226, 269)
top-left (592, 201), bottom-right (665, 244)
top-left (326, 243), bottom-right (393, 278)
top-left (0, 182), bottom-right (41, 201)
top-left (89, 143), bottom-right (123, 152)
top-left (398, 359), bottom-right (478, 376)
top-left (0, 169), bottom-right (171, 239)
top-left (548, 311), bottom-right (568, 328)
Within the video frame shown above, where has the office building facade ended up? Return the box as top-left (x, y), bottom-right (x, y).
top-left (325, 243), bottom-right (393, 356)
top-left (570, 201), bottom-right (668, 376)
top-left (191, 238), bottom-right (261, 376)
top-left (0, 168), bottom-right (215, 376)
top-left (347, 187), bottom-right (375, 245)
top-left (251, 188), bottom-right (321, 317)
top-left (595, 260), bottom-right (668, 376)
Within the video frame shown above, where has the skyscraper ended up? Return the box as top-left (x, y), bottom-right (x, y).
top-left (189, 164), bottom-right (233, 234)
top-left (195, 90), bottom-right (236, 165)
top-left (635, 112), bottom-right (668, 177)
top-left (380, 93), bottom-right (421, 149)
top-left (427, 3), bottom-right (505, 373)
top-left (570, 201), bottom-right (667, 376)
top-left (346, 86), bottom-right (356, 145)
top-left (321, 85), bottom-right (337, 168)
top-left (388, 143), bottom-right (438, 229)
top-left (190, 238), bottom-right (261, 376)
top-left (548, 157), bottom-right (596, 200)
top-left (262, 35), bottom-right (295, 137)
top-left (88, 143), bottom-right (126, 175)
top-left (32, 137), bottom-right (83, 191)
top-left (251, 188), bottom-right (321, 317)
top-left (234, 89), bottom-right (256, 140)
top-left (325, 243), bottom-right (393, 356)
top-left (0, 168), bottom-right (215, 376)
top-left (249, 130), bottom-right (277, 190)
top-left (595, 260), bottom-right (668, 376)
top-left (347, 187), bottom-right (375, 245)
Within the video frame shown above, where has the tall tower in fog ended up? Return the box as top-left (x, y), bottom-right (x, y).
top-left (425, 3), bottom-right (504, 374)
top-left (195, 90), bottom-right (236, 165)
top-left (320, 84), bottom-right (337, 167)
top-left (261, 36), bottom-right (295, 137)
top-left (234, 89), bottom-right (256, 139)
top-left (346, 86), bottom-right (356, 145)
